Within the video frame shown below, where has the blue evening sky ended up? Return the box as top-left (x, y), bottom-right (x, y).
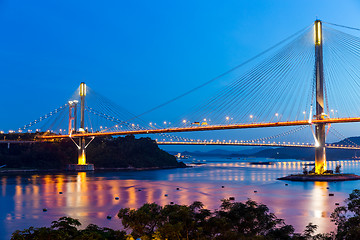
top-left (1, 0), bottom-right (360, 151)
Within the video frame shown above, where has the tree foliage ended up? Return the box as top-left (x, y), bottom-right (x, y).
top-left (117, 199), bottom-right (325, 240)
top-left (331, 189), bottom-right (360, 239)
top-left (11, 216), bottom-right (126, 240)
top-left (20, 194), bottom-right (360, 239)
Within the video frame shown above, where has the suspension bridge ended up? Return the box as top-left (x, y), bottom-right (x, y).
top-left (7, 20), bottom-right (360, 173)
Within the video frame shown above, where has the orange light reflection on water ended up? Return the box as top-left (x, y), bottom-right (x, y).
top-left (5, 159), bottom-right (360, 238)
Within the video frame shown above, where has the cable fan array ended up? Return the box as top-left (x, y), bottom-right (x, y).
top-left (18, 104), bottom-right (68, 133)
top-left (323, 24), bottom-right (360, 118)
top-left (15, 21), bottom-right (360, 149)
top-left (178, 27), bottom-right (315, 125)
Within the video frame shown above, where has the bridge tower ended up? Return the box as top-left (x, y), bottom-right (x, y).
top-left (67, 82), bottom-right (94, 171)
top-left (314, 20), bottom-right (326, 174)
top-left (78, 82), bottom-right (86, 165)
top-left (68, 100), bottom-right (78, 134)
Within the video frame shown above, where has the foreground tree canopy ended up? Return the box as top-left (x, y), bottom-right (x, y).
top-left (13, 189), bottom-right (360, 239)
top-left (117, 199), bottom-right (333, 240)
top-left (11, 216), bottom-right (126, 240)
top-left (13, 199), bottom-right (335, 240)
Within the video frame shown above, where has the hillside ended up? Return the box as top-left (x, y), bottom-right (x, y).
top-left (0, 134), bottom-right (184, 170)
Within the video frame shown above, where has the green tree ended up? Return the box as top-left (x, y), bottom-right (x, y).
top-left (117, 202), bottom-right (163, 239)
top-left (211, 199), bottom-right (295, 239)
top-left (155, 201), bottom-right (211, 240)
top-left (117, 199), bottom-right (301, 240)
top-left (11, 217), bottom-right (126, 240)
top-left (331, 189), bottom-right (360, 239)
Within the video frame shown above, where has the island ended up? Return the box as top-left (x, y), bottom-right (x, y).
top-left (0, 133), bottom-right (185, 171)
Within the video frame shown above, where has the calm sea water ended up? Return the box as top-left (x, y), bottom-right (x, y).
top-left (1, 158), bottom-right (360, 239)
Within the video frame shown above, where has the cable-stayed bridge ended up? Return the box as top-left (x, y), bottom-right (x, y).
top-left (9, 20), bottom-right (360, 173)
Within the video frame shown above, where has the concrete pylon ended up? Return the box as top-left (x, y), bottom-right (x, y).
top-left (314, 20), bottom-right (326, 174)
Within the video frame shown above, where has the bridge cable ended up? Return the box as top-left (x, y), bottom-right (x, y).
top-left (126, 24), bottom-right (313, 122)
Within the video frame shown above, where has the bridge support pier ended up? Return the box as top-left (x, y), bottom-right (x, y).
top-left (315, 124), bottom-right (326, 174)
top-left (78, 136), bottom-right (86, 165)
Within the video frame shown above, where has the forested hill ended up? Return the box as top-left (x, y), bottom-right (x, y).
top-left (0, 134), bottom-right (184, 170)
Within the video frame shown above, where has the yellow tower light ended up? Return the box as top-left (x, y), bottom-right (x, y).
top-left (78, 149), bottom-right (86, 165)
top-left (314, 20), bottom-right (322, 45)
top-left (80, 82), bottom-right (86, 96)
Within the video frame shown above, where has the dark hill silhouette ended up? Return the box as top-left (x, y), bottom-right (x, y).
top-left (0, 134), bottom-right (184, 170)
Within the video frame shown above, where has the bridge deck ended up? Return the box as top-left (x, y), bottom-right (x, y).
top-left (156, 141), bottom-right (360, 150)
top-left (38, 117), bottom-right (360, 139)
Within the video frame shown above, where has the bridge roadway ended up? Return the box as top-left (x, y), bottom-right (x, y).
top-left (0, 139), bottom-right (358, 150)
top-left (0, 140), bottom-right (36, 144)
top-left (37, 117), bottom-right (360, 139)
top-left (156, 141), bottom-right (360, 150)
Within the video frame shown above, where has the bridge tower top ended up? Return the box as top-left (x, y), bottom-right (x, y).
top-left (68, 100), bottom-right (78, 134)
top-left (79, 82), bottom-right (86, 131)
top-left (314, 20), bottom-right (322, 46)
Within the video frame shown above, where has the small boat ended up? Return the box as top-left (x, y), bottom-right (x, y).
top-left (304, 163), bottom-right (315, 166)
top-left (190, 160), bottom-right (206, 165)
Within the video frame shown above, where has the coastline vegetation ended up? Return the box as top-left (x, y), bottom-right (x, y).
top-left (11, 189), bottom-right (360, 240)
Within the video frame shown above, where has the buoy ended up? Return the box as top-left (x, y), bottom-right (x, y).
top-left (221, 186), bottom-right (225, 188)
top-left (107, 216), bottom-right (112, 219)
top-left (115, 197), bottom-right (119, 200)
top-left (229, 197), bottom-right (235, 200)
top-left (254, 191), bottom-right (257, 193)
top-left (329, 193), bottom-right (334, 196)
top-left (43, 208), bottom-right (47, 212)
top-left (59, 192), bottom-right (63, 194)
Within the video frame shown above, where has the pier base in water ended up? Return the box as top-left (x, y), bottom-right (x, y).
top-left (278, 173), bottom-right (360, 181)
top-left (66, 164), bottom-right (94, 171)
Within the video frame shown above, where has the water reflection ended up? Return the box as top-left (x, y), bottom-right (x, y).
top-left (2, 159), bottom-right (360, 239)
